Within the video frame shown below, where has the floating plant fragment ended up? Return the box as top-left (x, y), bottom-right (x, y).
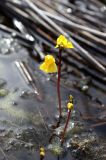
top-left (48, 138), bottom-right (63, 156)
top-left (0, 36), bottom-right (14, 54)
top-left (49, 144), bottom-right (63, 156)
top-left (69, 132), bottom-right (98, 160)
top-left (0, 89), bottom-right (8, 97)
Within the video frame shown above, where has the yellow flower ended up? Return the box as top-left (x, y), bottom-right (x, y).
top-left (39, 55), bottom-right (57, 73)
top-left (40, 147), bottom-right (45, 152)
top-left (40, 151), bottom-right (45, 157)
top-left (40, 147), bottom-right (45, 157)
top-left (55, 35), bottom-right (74, 49)
top-left (69, 95), bottom-right (73, 103)
top-left (67, 102), bottom-right (74, 110)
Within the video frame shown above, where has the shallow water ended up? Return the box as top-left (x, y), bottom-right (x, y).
top-left (0, 30), bottom-right (106, 160)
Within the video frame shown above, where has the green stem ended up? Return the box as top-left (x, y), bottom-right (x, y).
top-left (61, 110), bottom-right (71, 145)
top-left (57, 48), bottom-right (62, 118)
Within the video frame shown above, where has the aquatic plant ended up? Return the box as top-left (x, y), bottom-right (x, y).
top-left (39, 35), bottom-right (74, 146)
top-left (40, 35), bottom-right (74, 120)
top-left (61, 95), bottom-right (74, 145)
top-left (55, 35), bottom-right (74, 119)
top-left (39, 147), bottom-right (45, 160)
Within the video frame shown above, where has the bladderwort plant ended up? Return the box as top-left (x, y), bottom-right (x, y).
top-left (39, 35), bottom-right (74, 121)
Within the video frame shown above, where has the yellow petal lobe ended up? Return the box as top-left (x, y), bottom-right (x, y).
top-left (40, 151), bottom-right (45, 157)
top-left (67, 102), bottom-right (74, 110)
top-left (40, 147), bottom-right (45, 152)
top-left (67, 42), bottom-right (74, 48)
top-left (55, 35), bottom-right (74, 49)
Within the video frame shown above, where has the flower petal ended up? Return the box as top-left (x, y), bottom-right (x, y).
top-left (67, 42), bottom-right (74, 48)
top-left (47, 63), bottom-right (58, 73)
top-left (39, 55), bottom-right (57, 73)
top-left (39, 63), bottom-right (48, 73)
top-left (56, 35), bottom-right (74, 49)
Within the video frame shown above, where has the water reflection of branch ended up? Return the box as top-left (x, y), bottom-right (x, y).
top-left (91, 121), bottom-right (106, 128)
top-left (0, 119), bottom-right (19, 128)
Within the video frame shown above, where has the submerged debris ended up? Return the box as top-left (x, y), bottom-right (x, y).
top-left (20, 90), bottom-right (35, 99)
top-left (0, 37), bottom-right (14, 55)
top-left (0, 78), bottom-right (6, 88)
top-left (65, 127), bottom-right (101, 160)
top-left (48, 136), bottom-right (63, 155)
top-left (0, 88), bottom-right (8, 97)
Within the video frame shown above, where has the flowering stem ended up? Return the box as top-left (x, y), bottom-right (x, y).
top-left (61, 110), bottom-right (71, 145)
top-left (40, 147), bottom-right (45, 160)
top-left (40, 156), bottom-right (44, 160)
top-left (57, 48), bottom-right (62, 119)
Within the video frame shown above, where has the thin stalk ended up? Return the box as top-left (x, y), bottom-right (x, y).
top-left (57, 155), bottom-right (60, 160)
top-left (61, 110), bottom-right (71, 145)
top-left (57, 48), bottom-right (62, 118)
top-left (40, 156), bottom-right (45, 160)
top-left (40, 156), bottom-right (44, 160)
